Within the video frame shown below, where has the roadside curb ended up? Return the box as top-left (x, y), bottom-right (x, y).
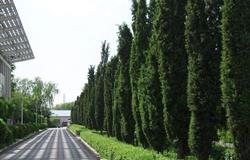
top-left (0, 129), bottom-right (47, 155)
top-left (67, 128), bottom-right (101, 160)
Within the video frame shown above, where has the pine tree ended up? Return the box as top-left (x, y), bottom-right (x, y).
top-left (185, 0), bottom-right (221, 159)
top-left (130, 0), bottom-right (150, 147)
top-left (221, 1), bottom-right (250, 159)
top-left (114, 24), bottom-right (134, 144)
top-left (104, 56), bottom-right (119, 136)
top-left (95, 41), bottom-right (109, 131)
top-left (153, 0), bottom-right (189, 158)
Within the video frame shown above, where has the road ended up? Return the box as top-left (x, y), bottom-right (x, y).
top-left (0, 128), bottom-right (98, 160)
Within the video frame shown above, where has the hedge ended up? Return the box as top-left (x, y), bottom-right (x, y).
top-left (68, 124), bottom-right (168, 160)
top-left (0, 119), bottom-right (47, 149)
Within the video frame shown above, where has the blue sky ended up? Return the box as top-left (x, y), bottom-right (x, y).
top-left (14, 0), bottom-right (132, 105)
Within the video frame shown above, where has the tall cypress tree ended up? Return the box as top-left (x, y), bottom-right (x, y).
top-left (138, 51), bottom-right (166, 152)
top-left (82, 84), bottom-right (89, 126)
top-left (205, 0), bottom-right (225, 132)
top-left (79, 91), bottom-right (84, 124)
top-left (185, 0), bottom-right (220, 159)
top-left (221, 1), bottom-right (250, 159)
top-left (115, 24), bottom-right (134, 144)
top-left (72, 98), bottom-right (79, 124)
top-left (95, 41), bottom-right (109, 131)
top-left (131, 0), bottom-right (138, 34)
top-left (148, 0), bottom-right (156, 35)
top-left (87, 66), bottom-right (96, 129)
top-left (112, 63), bottom-right (122, 140)
top-left (130, 0), bottom-right (150, 147)
top-left (104, 56), bottom-right (119, 136)
top-left (155, 0), bottom-right (189, 158)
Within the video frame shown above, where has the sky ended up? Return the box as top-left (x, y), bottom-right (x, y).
top-left (13, 0), bottom-right (132, 105)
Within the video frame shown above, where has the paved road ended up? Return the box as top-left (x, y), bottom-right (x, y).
top-left (0, 128), bottom-right (98, 160)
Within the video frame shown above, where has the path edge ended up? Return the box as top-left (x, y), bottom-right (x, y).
top-left (67, 127), bottom-right (101, 160)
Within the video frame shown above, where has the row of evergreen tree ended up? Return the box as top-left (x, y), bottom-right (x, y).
top-left (71, 0), bottom-right (250, 159)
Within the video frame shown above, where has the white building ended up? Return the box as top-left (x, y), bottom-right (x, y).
top-left (0, 0), bottom-right (34, 98)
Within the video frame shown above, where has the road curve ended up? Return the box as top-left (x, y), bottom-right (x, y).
top-left (0, 128), bottom-right (98, 160)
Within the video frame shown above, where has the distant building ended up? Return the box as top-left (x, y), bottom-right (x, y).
top-left (51, 110), bottom-right (71, 126)
top-left (0, 0), bottom-right (34, 98)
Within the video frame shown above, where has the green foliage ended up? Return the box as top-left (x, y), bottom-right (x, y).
top-left (129, 0), bottom-right (150, 148)
top-left (185, 0), bottom-right (222, 159)
top-left (210, 145), bottom-right (236, 160)
top-left (95, 65), bottom-right (105, 130)
top-left (115, 24), bottom-right (134, 144)
top-left (104, 56), bottom-right (119, 136)
top-left (70, 1), bottom-right (247, 159)
top-left (131, 0), bottom-right (138, 34)
top-left (148, 0), bottom-right (156, 35)
top-left (0, 118), bottom-right (46, 148)
top-left (138, 53), bottom-right (166, 152)
top-left (152, 0), bottom-right (189, 158)
top-left (49, 117), bottom-right (60, 127)
top-left (95, 41), bottom-right (110, 131)
top-left (205, 0), bottom-right (225, 130)
top-left (221, 0), bottom-right (250, 159)
top-left (88, 66), bottom-right (96, 129)
top-left (5, 77), bottom-right (59, 125)
top-left (112, 64), bottom-right (122, 141)
top-left (217, 129), bottom-right (233, 144)
top-left (0, 119), bottom-right (9, 145)
top-left (53, 102), bottom-right (74, 110)
top-left (69, 124), bottom-right (167, 160)
top-left (0, 98), bottom-right (11, 121)
top-left (9, 123), bottom-right (44, 140)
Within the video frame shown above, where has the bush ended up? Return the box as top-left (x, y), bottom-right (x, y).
top-left (15, 124), bottom-right (25, 139)
top-left (1, 120), bottom-right (48, 149)
top-left (0, 119), bottom-right (13, 147)
top-left (0, 119), bottom-right (8, 144)
top-left (5, 127), bottom-right (14, 144)
top-left (8, 123), bottom-right (46, 140)
top-left (8, 125), bottom-right (18, 140)
top-left (37, 123), bottom-right (47, 130)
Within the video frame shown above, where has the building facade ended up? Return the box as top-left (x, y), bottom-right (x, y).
top-left (0, 0), bottom-right (34, 98)
top-left (0, 54), bottom-right (11, 97)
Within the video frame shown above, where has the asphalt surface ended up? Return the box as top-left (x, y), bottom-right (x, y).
top-left (0, 128), bottom-right (98, 160)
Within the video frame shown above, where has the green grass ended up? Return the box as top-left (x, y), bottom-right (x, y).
top-left (69, 124), bottom-right (169, 160)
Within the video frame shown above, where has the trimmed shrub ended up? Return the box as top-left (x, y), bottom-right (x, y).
top-left (0, 119), bottom-right (8, 144)
top-left (8, 125), bottom-right (19, 140)
top-left (69, 124), bottom-right (167, 160)
top-left (0, 119), bottom-right (13, 146)
top-left (15, 124), bottom-right (25, 139)
top-left (5, 127), bottom-right (14, 144)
